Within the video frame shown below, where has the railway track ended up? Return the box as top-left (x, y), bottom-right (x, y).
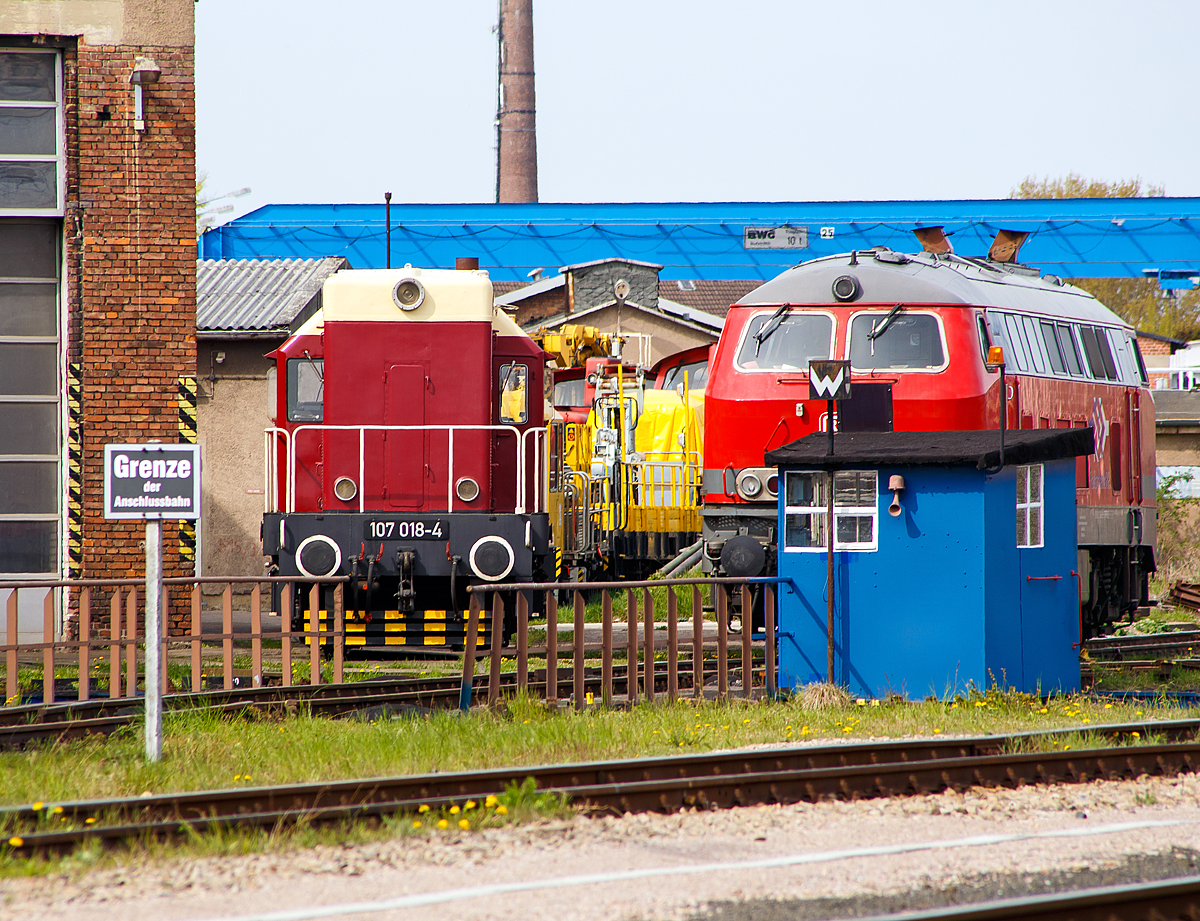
top-left (0, 658), bottom-right (738, 749)
top-left (3, 718), bottom-right (1198, 854)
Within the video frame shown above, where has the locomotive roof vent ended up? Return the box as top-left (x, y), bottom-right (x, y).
top-left (873, 250), bottom-right (910, 265)
top-left (831, 274), bottom-right (862, 302)
top-left (392, 276), bottom-right (426, 311)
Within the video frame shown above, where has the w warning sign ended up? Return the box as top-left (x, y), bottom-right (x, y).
top-left (808, 360), bottom-right (851, 401)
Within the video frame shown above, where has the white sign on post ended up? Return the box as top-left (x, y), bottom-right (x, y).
top-left (743, 225), bottom-right (809, 250)
top-left (103, 443), bottom-right (201, 762)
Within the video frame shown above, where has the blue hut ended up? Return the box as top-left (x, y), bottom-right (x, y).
top-left (765, 428), bottom-right (1094, 699)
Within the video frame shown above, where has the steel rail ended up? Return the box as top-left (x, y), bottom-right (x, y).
top-left (2, 721), bottom-right (1198, 853)
top-left (852, 874), bottom-right (1200, 921)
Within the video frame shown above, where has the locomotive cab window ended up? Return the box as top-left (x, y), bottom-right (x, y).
top-left (848, 312), bottom-right (945, 372)
top-left (735, 310), bottom-right (833, 371)
top-left (287, 357), bottom-right (324, 423)
top-left (783, 469), bottom-right (878, 552)
top-left (499, 363), bottom-right (528, 424)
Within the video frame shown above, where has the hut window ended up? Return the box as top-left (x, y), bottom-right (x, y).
top-left (783, 470), bottom-right (878, 552)
top-left (1016, 464), bottom-right (1043, 548)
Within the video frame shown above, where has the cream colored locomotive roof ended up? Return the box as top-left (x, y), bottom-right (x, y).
top-left (322, 267), bottom-right (494, 323)
top-left (736, 250), bottom-right (1132, 330)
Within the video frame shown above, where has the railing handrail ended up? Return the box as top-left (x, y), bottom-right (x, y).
top-left (0, 575), bottom-right (349, 590)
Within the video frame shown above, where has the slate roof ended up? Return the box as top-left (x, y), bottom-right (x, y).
top-left (197, 258), bottom-right (348, 335)
top-left (659, 280), bottom-right (762, 317)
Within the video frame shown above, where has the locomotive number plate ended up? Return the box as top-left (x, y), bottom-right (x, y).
top-left (364, 520), bottom-right (445, 540)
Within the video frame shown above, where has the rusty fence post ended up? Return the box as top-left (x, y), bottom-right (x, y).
top-left (765, 584), bottom-right (777, 698)
top-left (110, 587), bottom-right (121, 699)
top-left (251, 584), bottom-right (262, 687)
top-left (160, 583), bottom-right (170, 697)
top-left (643, 588), bottom-right (654, 702)
top-left (308, 583), bottom-right (320, 686)
top-left (224, 583), bottom-right (235, 690)
top-left (692, 584), bottom-right (703, 699)
top-left (459, 592), bottom-right (481, 711)
top-left (546, 590), bottom-right (558, 707)
top-left (190, 584), bottom-right (202, 692)
top-left (516, 591), bottom-right (529, 694)
top-left (667, 587), bottom-right (678, 702)
top-left (601, 589), bottom-right (613, 705)
top-left (125, 587), bottom-right (137, 699)
top-left (280, 583), bottom-right (293, 688)
top-left (333, 583), bottom-right (344, 685)
top-left (626, 589), bottom-right (638, 704)
top-left (573, 590), bottom-right (585, 710)
top-left (5, 589), bottom-right (17, 704)
top-left (78, 588), bottom-right (91, 701)
top-left (488, 593), bottom-right (504, 706)
top-left (716, 585), bottom-right (728, 699)
top-left (741, 584), bottom-right (753, 699)
top-left (42, 589), bottom-right (54, 705)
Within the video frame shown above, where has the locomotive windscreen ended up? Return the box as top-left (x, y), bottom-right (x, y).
top-left (735, 312), bottom-right (832, 370)
top-left (849, 313), bottom-right (945, 371)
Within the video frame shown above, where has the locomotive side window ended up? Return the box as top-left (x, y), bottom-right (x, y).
top-left (1001, 315), bottom-right (1029, 372)
top-left (976, 315), bottom-right (991, 364)
top-left (1129, 335), bottom-right (1150, 385)
top-left (848, 313), bottom-right (945, 372)
top-left (499, 363), bottom-right (528, 424)
top-left (735, 311), bottom-right (833, 371)
top-left (1107, 330), bottom-right (1137, 385)
top-left (1057, 324), bottom-right (1085, 376)
top-left (553, 377), bottom-right (586, 408)
top-left (661, 359), bottom-right (709, 390)
top-left (1040, 321), bottom-right (1066, 375)
top-left (287, 357), bottom-right (324, 422)
top-left (1079, 326), bottom-right (1117, 380)
top-left (1020, 317), bottom-right (1046, 374)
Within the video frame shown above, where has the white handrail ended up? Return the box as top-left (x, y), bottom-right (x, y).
top-left (263, 428), bottom-right (292, 514)
top-left (277, 424), bottom-right (547, 516)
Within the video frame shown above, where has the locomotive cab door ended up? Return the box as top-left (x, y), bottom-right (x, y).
top-left (385, 363), bottom-right (428, 508)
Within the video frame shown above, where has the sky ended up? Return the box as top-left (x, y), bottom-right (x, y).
top-left (196, 1), bottom-right (1200, 222)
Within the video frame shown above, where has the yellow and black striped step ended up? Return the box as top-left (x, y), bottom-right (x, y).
top-left (301, 609), bottom-right (492, 648)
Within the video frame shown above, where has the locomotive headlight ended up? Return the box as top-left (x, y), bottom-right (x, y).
top-left (737, 471), bottom-right (763, 499)
top-left (832, 274), bottom-right (862, 302)
top-left (765, 473), bottom-right (779, 498)
top-left (392, 277), bottom-right (426, 311)
top-left (455, 477), bottom-right (480, 502)
top-left (295, 535), bottom-right (342, 579)
top-left (469, 536), bottom-right (515, 582)
top-left (333, 476), bottom-right (357, 502)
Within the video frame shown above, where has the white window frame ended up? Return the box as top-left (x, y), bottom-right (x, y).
top-left (1016, 463), bottom-right (1044, 549)
top-left (782, 469), bottom-right (879, 553)
top-left (845, 309), bottom-right (949, 374)
top-left (0, 48), bottom-right (64, 216)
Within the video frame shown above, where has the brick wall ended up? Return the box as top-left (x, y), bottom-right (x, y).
top-left (67, 40), bottom-right (196, 633)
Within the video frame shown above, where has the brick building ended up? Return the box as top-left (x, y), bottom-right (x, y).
top-left (1, 1), bottom-right (196, 638)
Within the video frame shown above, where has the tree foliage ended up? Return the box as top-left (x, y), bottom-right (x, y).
top-left (1010, 174), bottom-right (1197, 340)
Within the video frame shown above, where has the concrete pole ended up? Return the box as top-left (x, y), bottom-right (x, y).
top-left (496, 0), bottom-right (538, 202)
top-left (144, 518), bottom-right (162, 762)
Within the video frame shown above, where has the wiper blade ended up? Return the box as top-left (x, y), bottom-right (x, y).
top-left (867, 304), bottom-right (903, 341)
top-left (753, 305), bottom-right (789, 356)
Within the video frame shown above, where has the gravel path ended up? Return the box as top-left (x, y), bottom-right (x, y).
top-left (5, 774), bottom-right (1200, 921)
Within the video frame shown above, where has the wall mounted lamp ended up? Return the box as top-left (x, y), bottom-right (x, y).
top-left (130, 57), bottom-right (161, 132)
top-left (887, 474), bottom-right (905, 517)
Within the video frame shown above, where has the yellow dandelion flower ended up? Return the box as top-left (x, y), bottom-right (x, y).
top-left (418, 804), bottom-right (430, 813)
top-left (1132, 731), bottom-right (1140, 739)
top-left (412, 820), bottom-right (422, 829)
top-left (496, 805), bottom-right (508, 816)
top-left (458, 819), bottom-right (470, 830)
top-left (1136, 710), bottom-right (1143, 716)
top-left (52, 806), bottom-right (63, 815)
top-left (32, 802), bottom-right (43, 812)
top-left (234, 775), bottom-right (241, 781)
top-left (449, 805), bottom-right (460, 815)
top-left (437, 819), bottom-right (449, 829)
top-left (1064, 745), bottom-right (1071, 750)
top-left (1039, 708), bottom-right (1048, 713)
top-left (1081, 718), bottom-right (1090, 724)
top-left (8, 837), bottom-right (23, 847)
top-left (465, 800), bottom-right (477, 810)
top-left (1104, 703), bottom-right (1113, 709)
top-left (485, 795), bottom-right (498, 808)
top-left (743, 718), bottom-right (751, 723)
top-left (85, 817), bottom-right (96, 825)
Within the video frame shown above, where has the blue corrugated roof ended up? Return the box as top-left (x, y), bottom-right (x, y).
top-left (199, 199), bottom-right (1200, 282)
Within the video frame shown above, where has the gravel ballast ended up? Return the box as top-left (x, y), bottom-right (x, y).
top-left (4, 773), bottom-right (1200, 921)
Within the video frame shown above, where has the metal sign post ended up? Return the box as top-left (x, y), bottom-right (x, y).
top-left (104, 443), bottom-right (201, 762)
top-left (809, 361), bottom-right (851, 686)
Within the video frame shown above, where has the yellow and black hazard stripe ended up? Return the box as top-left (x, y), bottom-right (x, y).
top-left (67, 363), bottom-right (83, 578)
top-left (177, 376), bottom-right (198, 570)
top-left (302, 608), bottom-right (491, 648)
top-left (555, 546), bottom-right (563, 580)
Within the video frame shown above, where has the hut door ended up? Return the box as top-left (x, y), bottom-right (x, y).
top-left (385, 363), bottom-right (427, 508)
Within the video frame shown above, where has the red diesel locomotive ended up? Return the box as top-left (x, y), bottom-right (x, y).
top-left (703, 243), bottom-right (1155, 636)
top-left (262, 266), bottom-right (552, 646)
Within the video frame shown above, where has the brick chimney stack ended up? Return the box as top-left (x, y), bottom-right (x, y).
top-left (495, 0), bottom-right (538, 202)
